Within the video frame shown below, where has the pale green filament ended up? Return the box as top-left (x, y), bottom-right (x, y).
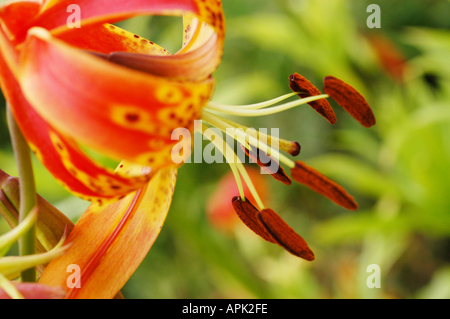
top-left (204, 94), bottom-right (329, 117)
top-left (234, 161), bottom-right (265, 210)
top-left (207, 92), bottom-right (301, 110)
top-left (199, 123), bottom-right (245, 201)
top-left (202, 111), bottom-right (296, 169)
top-left (210, 115), bottom-right (298, 154)
top-left (198, 123), bottom-right (265, 209)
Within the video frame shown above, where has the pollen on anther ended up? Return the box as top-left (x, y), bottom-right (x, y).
top-left (289, 73), bottom-right (337, 124)
top-left (323, 76), bottom-right (376, 128)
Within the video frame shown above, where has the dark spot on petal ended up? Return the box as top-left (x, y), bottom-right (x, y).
top-left (125, 113), bottom-right (140, 123)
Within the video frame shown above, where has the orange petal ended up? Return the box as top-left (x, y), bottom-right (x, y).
top-left (241, 145), bottom-right (292, 185)
top-left (15, 0), bottom-right (225, 45)
top-left (19, 28), bottom-right (214, 169)
top-left (56, 23), bottom-right (171, 56)
top-left (323, 76), bottom-right (376, 128)
top-left (289, 73), bottom-right (336, 124)
top-left (107, 27), bottom-right (221, 81)
top-left (257, 209), bottom-right (315, 261)
top-left (38, 167), bottom-right (177, 299)
top-left (291, 161), bottom-right (358, 210)
top-left (0, 51), bottom-right (150, 203)
top-left (95, 12), bottom-right (223, 82)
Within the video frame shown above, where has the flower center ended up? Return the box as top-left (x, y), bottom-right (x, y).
top-left (197, 90), bottom-right (332, 210)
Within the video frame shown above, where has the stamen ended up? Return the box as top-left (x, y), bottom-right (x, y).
top-left (323, 76), bottom-right (376, 128)
top-left (257, 208), bottom-right (315, 261)
top-left (216, 117), bottom-right (301, 156)
top-left (290, 161), bottom-right (358, 210)
top-left (231, 197), bottom-right (315, 261)
top-left (234, 163), bottom-right (265, 210)
top-left (202, 112), bottom-right (296, 169)
top-left (204, 94), bottom-right (329, 117)
top-left (207, 92), bottom-right (300, 110)
top-left (199, 123), bottom-right (245, 201)
top-left (231, 196), bottom-right (275, 243)
top-left (241, 145), bottom-right (292, 185)
top-left (200, 123), bottom-right (266, 209)
top-left (289, 73), bottom-right (337, 124)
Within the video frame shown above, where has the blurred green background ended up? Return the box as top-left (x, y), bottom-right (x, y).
top-left (1, 0), bottom-right (450, 298)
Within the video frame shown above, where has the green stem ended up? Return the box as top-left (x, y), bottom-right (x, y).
top-left (6, 105), bottom-right (36, 282)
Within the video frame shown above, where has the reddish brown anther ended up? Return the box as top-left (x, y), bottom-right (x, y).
top-left (286, 141), bottom-right (301, 157)
top-left (291, 161), bottom-right (358, 211)
top-left (323, 76), bottom-right (376, 128)
top-left (231, 196), bottom-right (276, 243)
top-left (241, 145), bottom-right (292, 185)
top-left (231, 197), bottom-right (315, 261)
top-left (257, 209), bottom-right (315, 261)
top-left (289, 73), bottom-right (337, 124)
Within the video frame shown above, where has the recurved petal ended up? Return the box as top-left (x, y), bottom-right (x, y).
top-left (0, 0), bottom-right (41, 39)
top-left (56, 23), bottom-right (172, 56)
top-left (0, 52), bottom-right (151, 203)
top-left (19, 28), bottom-right (214, 169)
top-left (38, 167), bottom-right (177, 299)
top-left (15, 0), bottom-right (225, 44)
top-left (107, 22), bottom-right (222, 81)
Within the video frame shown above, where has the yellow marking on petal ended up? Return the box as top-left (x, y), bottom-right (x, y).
top-left (194, 0), bottom-right (226, 40)
top-left (133, 144), bottom-right (178, 168)
top-left (155, 85), bottom-right (184, 104)
top-left (28, 142), bottom-right (43, 163)
top-left (148, 138), bottom-right (167, 151)
top-left (110, 105), bottom-right (153, 128)
top-left (156, 85), bottom-right (211, 130)
top-left (49, 131), bottom-right (69, 158)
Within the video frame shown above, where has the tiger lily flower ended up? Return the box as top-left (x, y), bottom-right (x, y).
top-left (0, 0), bottom-right (375, 298)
